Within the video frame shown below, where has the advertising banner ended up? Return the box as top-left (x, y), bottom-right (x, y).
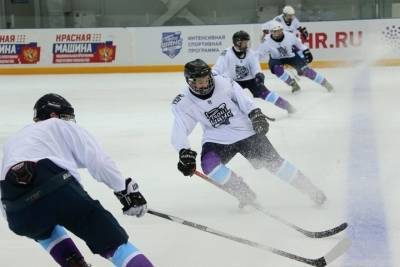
top-left (0, 33), bottom-right (41, 64)
top-left (0, 18), bottom-right (399, 73)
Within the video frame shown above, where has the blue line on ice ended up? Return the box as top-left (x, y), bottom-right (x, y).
top-left (343, 67), bottom-right (392, 267)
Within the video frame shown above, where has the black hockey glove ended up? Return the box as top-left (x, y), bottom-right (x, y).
top-left (303, 49), bottom-right (313, 63)
top-left (298, 26), bottom-right (309, 39)
top-left (249, 108), bottom-right (269, 135)
top-left (177, 149), bottom-right (197, 176)
top-left (255, 72), bottom-right (265, 85)
top-left (114, 178), bottom-right (147, 217)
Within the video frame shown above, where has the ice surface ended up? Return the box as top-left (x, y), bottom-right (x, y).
top-left (0, 67), bottom-right (399, 266)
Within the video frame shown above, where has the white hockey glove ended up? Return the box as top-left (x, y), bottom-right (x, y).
top-left (114, 178), bottom-right (147, 217)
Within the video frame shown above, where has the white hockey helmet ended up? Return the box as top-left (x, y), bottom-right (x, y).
top-left (269, 21), bottom-right (283, 32)
top-left (283, 5), bottom-right (295, 15)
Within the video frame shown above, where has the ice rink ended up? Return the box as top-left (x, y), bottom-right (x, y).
top-left (0, 66), bottom-right (399, 267)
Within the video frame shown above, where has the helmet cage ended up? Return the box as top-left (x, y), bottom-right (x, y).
top-left (187, 74), bottom-right (215, 96)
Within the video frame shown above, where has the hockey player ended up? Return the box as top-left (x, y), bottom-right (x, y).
top-left (213, 30), bottom-right (295, 114)
top-left (257, 21), bottom-right (333, 93)
top-left (261, 5), bottom-right (308, 41)
top-left (171, 59), bottom-right (326, 208)
top-left (0, 93), bottom-right (153, 267)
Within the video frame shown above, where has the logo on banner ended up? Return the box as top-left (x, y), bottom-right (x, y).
top-left (0, 35), bottom-right (40, 64)
top-left (381, 25), bottom-right (400, 49)
top-left (161, 31), bottom-right (183, 58)
top-left (52, 33), bottom-right (116, 64)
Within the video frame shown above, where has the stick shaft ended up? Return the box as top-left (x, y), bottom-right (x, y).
top-left (147, 209), bottom-right (322, 266)
top-left (194, 170), bottom-right (347, 238)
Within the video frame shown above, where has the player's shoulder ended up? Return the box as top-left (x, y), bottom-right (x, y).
top-left (274, 15), bottom-right (283, 22)
top-left (46, 119), bottom-right (88, 137)
top-left (285, 31), bottom-right (297, 38)
top-left (247, 48), bottom-right (258, 57)
top-left (171, 93), bottom-right (186, 105)
top-left (171, 88), bottom-right (192, 108)
top-left (213, 73), bottom-right (236, 88)
top-left (220, 47), bottom-right (231, 56)
top-left (36, 117), bottom-right (70, 129)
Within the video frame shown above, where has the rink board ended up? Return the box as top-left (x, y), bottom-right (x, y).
top-left (0, 18), bottom-right (399, 74)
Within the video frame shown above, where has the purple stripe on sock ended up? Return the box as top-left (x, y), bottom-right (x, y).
top-left (49, 238), bottom-right (82, 266)
top-left (126, 254), bottom-right (154, 267)
top-left (303, 67), bottom-right (317, 79)
top-left (201, 151), bottom-right (222, 174)
top-left (275, 98), bottom-right (290, 110)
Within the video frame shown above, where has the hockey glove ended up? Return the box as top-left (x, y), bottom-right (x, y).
top-left (177, 149), bottom-right (197, 176)
top-left (255, 72), bottom-right (265, 85)
top-left (249, 108), bottom-right (269, 135)
top-left (303, 49), bottom-right (313, 63)
top-left (114, 178), bottom-right (147, 217)
top-left (298, 26), bottom-right (309, 39)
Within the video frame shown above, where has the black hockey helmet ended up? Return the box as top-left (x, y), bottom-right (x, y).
top-left (33, 93), bottom-right (75, 122)
top-left (184, 59), bottom-right (214, 96)
top-left (232, 31), bottom-right (250, 52)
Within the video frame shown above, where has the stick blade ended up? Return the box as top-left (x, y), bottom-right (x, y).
top-left (311, 222), bottom-right (348, 238)
top-left (323, 237), bottom-right (352, 265)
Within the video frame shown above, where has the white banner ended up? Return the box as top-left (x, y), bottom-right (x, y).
top-left (0, 18), bottom-right (399, 70)
top-left (131, 18), bottom-right (400, 65)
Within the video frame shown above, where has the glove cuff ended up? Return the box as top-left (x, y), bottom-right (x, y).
top-left (248, 108), bottom-right (262, 119)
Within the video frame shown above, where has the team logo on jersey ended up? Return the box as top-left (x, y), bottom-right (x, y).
top-left (205, 103), bottom-right (233, 128)
top-left (277, 46), bottom-right (289, 57)
top-left (381, 25), bottom-right (400, 50)
top-left (161, 31), bottom-right (183, 58)
top-left (235, 65), bottom-right (249, 80)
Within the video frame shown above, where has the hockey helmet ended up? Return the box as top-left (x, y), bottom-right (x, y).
top-left (232, 31), bottom-right (250, 52)
top-left (184, 59), bottom-right (215, 96)
top-left (33, 93), bottom-right (75, 122)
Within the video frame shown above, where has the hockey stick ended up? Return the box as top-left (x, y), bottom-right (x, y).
top-left (148, 208), bottom-right (351, 267)
top-left (194, 170), bottom-right (348, 238)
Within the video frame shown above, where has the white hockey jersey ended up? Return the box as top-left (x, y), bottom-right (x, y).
top-left (212, 47), bottom-right (262, 81)
top-left (257, 31), bottom-right (308, 60)
top-left (171, 75), bottom-right (257, 151)
top-left (261, 14), bottom-right (301, 34)
top-left (1, 118), bottom-right (127, 192)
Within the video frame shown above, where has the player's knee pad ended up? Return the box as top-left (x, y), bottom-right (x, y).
top-left (271, 64), bottom-right (284, 76)
top-left (274, 160), bottom-right (299, 183)
top-left (208, 164), bottom-right (232, 185)
top-left (110, 242), bottom-right (143, 267)
top-left (201, 151), bottom-right (222, 174)
top-left (38, 225), bottom-right (69, 252)
top-left (201, 152), bottom-right (232, 185)
top-left (265, 91), bottom-right (280, 104)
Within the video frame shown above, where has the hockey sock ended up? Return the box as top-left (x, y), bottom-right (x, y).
top-left (261, 90), bottom-right (292, 111)
top-left (109, 242), bottom-right (153, 267)
top-left (208, 165), bottom-right (256, 204)
top-left (38, 225), bottom-right (83, 266)
top-left (202, 153), bottom-right (256, 205)
top-left (274, 160), bottom-right (299, 184)
top-left (272, 65), bottom-right (294, 85)
top-left (207, 163), bottom-right (232, 185)
top-left (303, 67), bottom-right (326, 85)
top-left (275, 160), bottom-right (326, 204)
